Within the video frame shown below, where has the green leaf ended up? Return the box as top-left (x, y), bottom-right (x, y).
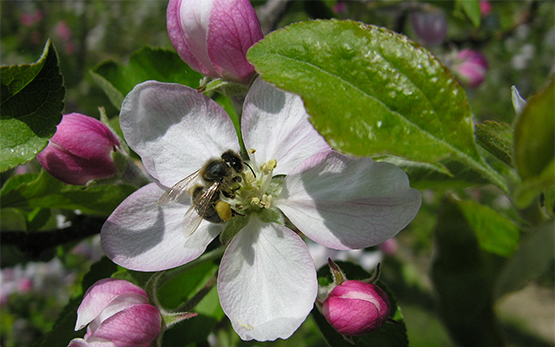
top-left (431, 197), bottom-right (506, 347)
top-left (160, 262), bottom-right (224, 346)
top-left (39, 257), bottom-right (118, 347)
top-left (90, 46), bottom-right (203, 110)
top-left (494, 220), bottom-right (555, 299)
top-left (379, 156), bottom-right (490, 190)
top-left (514, 76), bottom-right (555, 179)
top-left (455, 199), bottom-right (520, 257)
top-left (0, 40), bottom-right (65, 172)
top-left (475, 121), bottom-right (513, 166)
top-left (248, 20), bottom-right (507, 192)
top-left (513, 76), bottom-right (555, 208)
top-left (158, 261), bottom-right (218, 309)
top-left (1, 170), bottom-right (135, 216)
top-left (457, 0), bottom-right (481, 27)
top-left (161, 287), bottom-right (223, 346)
top-left (313, 261), bottom-right (408, 347)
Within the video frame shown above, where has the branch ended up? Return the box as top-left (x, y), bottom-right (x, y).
top-left (1, 215), bottom-right (105, 258)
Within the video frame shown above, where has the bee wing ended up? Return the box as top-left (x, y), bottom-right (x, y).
top-left (182, 182), bottom-right (221, 237)
top-left (157, 169), bottom-right (202, 206)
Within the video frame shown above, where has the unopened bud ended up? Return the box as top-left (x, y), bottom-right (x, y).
top-left (37, 113), bottom-right (120, 185)
top-left (322, 280), bottom-right (391, 336)
top-left (449, 49), bottom-right (489, 89)
top-left (167, 0), bottom-right (263, 84)
top-left (69, 278), bottom-right (161, 347)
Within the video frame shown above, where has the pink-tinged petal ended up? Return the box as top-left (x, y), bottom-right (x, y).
top-left (207, 0), bottom-right (263, 83)
top-left (76, 279), bottom-right (148, 331)
top-left (167, 0), bottom-right (219, 78)
top-left (89, 304), bottom-right (161, 347)
top-left (276, 151), bottom-right (421, 250)
top-left (37, 113), bottom-right (120, 185)
top-left (218, 216), bottom-right (317, 341)
top-left (88, 293), bottom-right (151, 334)
top-left (69, 339), bottom-right (116, 347)
top-left (120, 81), bottom-right (240, 187)
top-left (101, 183), bottom-right (223, 271)
top-left (322, 281), bottom-right (390, 336)
top-left (68, 338), bottom-right (93, 347)
top-left (242, 78), bottom-right (331, 175)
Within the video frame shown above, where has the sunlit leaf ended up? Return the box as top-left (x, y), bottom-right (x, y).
top-left (0, 40), bottom-right (65, 172)
top-left (248, 20), bottom-right (506, 192)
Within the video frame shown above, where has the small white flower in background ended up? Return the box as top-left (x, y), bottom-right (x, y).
top-left (306, 239), bottom-right (383, 273)
top-left (0, 258), bottom-right (74, 306)
top-left (101, 78), bottom-right (421, 341)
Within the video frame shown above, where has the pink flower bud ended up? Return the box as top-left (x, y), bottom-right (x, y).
top-left (450, 49), bottom-right (489, 89)
top-left (480, 0), bottom-right (492, 16)
top-left (69, 278), bottom-right (161, 347)
top-left (322, 280), bottom-right (391, 336)
top-left (167, 0), bottom-right (264, 84)
top-left (37, 113), bottom-right (120, 185)
top-left (411, 9), bottom-right (447, 46)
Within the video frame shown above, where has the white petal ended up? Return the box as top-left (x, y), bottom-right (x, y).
top-left (217, 216), bottom-right (317, 341)
top-left (101, 183), bottom-right (223, 271)
top-left (120, 81), bottom-right (240, 187)
top-left (276, 151), bottom-right (422, 250)
top-left (242, 78), bottom-right (330, 175)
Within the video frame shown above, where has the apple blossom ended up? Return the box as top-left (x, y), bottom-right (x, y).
top-left (101, 77), bottom-right (421, 341)
top-left (69, 278), bottom-right (161, 347)
top-left (167, 0), bottom-right (263, 84)
top-left (322, 280), bottom-right (391, 336)
top-left (37, 113), bottom-right (121, 185)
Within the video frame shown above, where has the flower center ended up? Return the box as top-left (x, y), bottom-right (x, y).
top-left (222, 150), bottom-right (283, 217)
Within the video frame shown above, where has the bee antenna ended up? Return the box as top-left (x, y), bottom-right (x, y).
top-left (245, 162), bottom-right (256, 177)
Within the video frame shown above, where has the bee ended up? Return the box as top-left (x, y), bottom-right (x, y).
top-left (157, 150), bottom-right (244, 236)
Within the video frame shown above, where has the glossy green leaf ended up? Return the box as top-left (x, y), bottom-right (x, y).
top-left (455, 199), bottom-right (519, 257)
top-left (313, 261), bottom-right (408, 347)
top-left (248, 20), bottom-right (506, 192)
top-left (431, 197), bottom-right (506, 347)
top-left (90, 46), bottom-right (203, 110)
top-left (513, 76), bottom-right (555, 207)
top-left (1, 170), bottom-right (135, 216)
top-left (475, 121), bottom-right (513, 166)
top-left (494, 220), bottom-right (555, 299)
top-left (0, 40), bottom-right (65, 172)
